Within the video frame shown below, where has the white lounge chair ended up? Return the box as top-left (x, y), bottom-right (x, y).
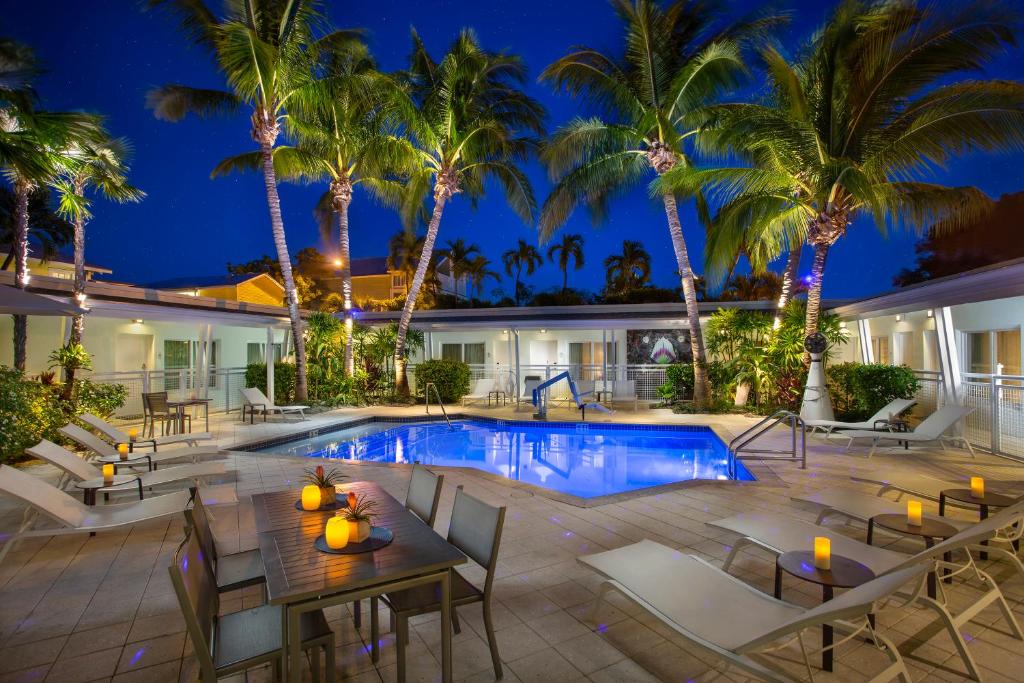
top-left (26, 440), bottom-right (226, 501)
top-left (79, 412), bottom-right (213, 449)
top-left (0, 463), bottom-right (192, 565)
top-left (609, 379), bottom-right (638, 411)
top-left (839, 405), bottom-right (975, 457)
top-left (461, 378), bottom-right (495, 406)
top-left (708, 504), bottom-right (1024, 680)
top-left (848, 473), bottom-right (1024, 502)
top-left (59, 423), bottom-right (223, 468)
top-left (805, 398), bottom-right (917, 437)
top-left (240, 387), bottom-right (308, 422)
top-left (579, 539), bottom-right (923, 682)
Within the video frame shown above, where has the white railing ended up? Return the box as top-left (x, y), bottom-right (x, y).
top-left (88, 367), bottom-right (249, 421)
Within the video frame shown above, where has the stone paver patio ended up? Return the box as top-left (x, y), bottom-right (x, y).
top-left (2, 404), bottom-right (1023, 682)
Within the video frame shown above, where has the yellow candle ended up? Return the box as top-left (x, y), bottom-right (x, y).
top-left (325, 516), bottom-right (349, 549)
top-left (128, 428), bottom-right (138, 442)
top-left (813, 536), bottom-right (831, 571)
top-left (102, 464), bottom-right (114, 485)
top-left (117, 443), bottom-right (129, 461)
top-left (970, 477), bottom-right (985, 499)
top-left (301, 485), bottom-right (322, 511)
top-left (907, 500), bottom-right (923, 527)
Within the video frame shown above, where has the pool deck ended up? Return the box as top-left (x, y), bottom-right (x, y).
top-left (2, 403), bottom-right (1023, 682)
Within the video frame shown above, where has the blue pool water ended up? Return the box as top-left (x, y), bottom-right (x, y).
top-left (255, 420), bottom-right (752, 498)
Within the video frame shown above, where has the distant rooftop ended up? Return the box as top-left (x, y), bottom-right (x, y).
top-left (350, 257), bottom-right (390, 277)
top-left (143, 272), bottom-right (282, 290)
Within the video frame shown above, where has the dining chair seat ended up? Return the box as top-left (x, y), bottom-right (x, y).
top-left (383, 569), bottom-right (482, 615)
top-left (216, 548), bottom-right (266, 593)
top-left (214, 604), bottom-right (331, 671)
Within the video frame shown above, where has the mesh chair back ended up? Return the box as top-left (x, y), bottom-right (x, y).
top-left (406, 465), bottom-right (444, 527)
top-left (25, 440), bottom-right (98, 480)
top-left (79, 413), bottom-right (127, 443)
top-left (184, 489), bottom-right (220, 566)
top-left (0, 463), bottom-right (88, 528)
top-left (915, 405), bottom-right (973, 437)
top-left (448, 489), bottom-right (505, 583)
top-left (169, 530), bottom-right (219, 677)
top-left (144, 392), bottom-right (171, 416)
top-left (59, 424), bottom-right (117, 458)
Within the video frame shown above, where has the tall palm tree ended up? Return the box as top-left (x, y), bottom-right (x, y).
top-left (604, 239), bottom-right (651, 294)
top-left (464, 255), bottom-right (500, 305)
top-left (146, 0), bottom-right (355, 400)
top-left (1, 187), bottom-right (73, 270)
top-left (502, 239), bottom-right (543, 306)
top-left (436, 238), bottom-right (481, 306)
top-left (539, 0), bottom-right (777, 404)
top-left (546, 232), bottom-right (585, 292)
top-left (390, 30), bottom-right (545, 394)
top-left (670, 0), bottom-right (1024, 356)
top-left (387, 229), bottom-right (424, 295)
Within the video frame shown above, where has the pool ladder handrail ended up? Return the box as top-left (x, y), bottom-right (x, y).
top-left (727, 409), bottom-right (806, 477)
top-left (424, 382), bottom-right (453, 430)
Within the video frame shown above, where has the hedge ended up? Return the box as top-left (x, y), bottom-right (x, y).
top-left (245, 362), bottom-right (297, 405)
top-left (826, 362), bottom-right (919, 422)
top-left (414, 359), bottom-right (471, 403)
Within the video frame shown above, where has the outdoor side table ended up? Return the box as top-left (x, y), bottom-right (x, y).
top-left (487, 390), bottom-right (507, 406)
top-left (74, 474), bottom-right (143, 506)
top-left (939, 488), bottom-right (1019, 558)
top-left (775, 550), bottom-right (875, 672)
top-left (594, 389), bottom-right (613, 402)
top-left (168, 397), bottom-right (212, 433)
top-left (95, 453), bottom-right (155, 472)
top-left (869, 513), bottom-right (957, 598)
top-left (873, 418), bottom-right (910, 449)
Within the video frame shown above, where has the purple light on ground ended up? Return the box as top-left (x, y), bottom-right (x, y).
top-left (129, 648), bottom-right (146, 666)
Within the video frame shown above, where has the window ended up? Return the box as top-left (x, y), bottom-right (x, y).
top-left (464, 343), bottom-right (485, 365)
top-left (441, 343), bottom-right (463, 362)
top-left (164, 339), bottom-right (220, 389)
top-left (48, 269), bottom-right (73, 280)
top-left (392, 274), bottom-right (404, 287)
top-left (966, 329), bottom-right (1022, 377)
top-left (871, 336), bottom-right (890, 365)
top-left (247, 342), bottom-right (283, 365)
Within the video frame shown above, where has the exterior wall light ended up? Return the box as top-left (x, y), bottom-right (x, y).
top-left (895, 314), bottom-right (902, 322)
top-left (927, 309), bottom-right (934, 318)
top-left (133, 319), bottom-right (144, 324)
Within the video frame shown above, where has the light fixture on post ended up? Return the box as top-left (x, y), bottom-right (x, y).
top-left (333, 258), bottom-right (342, 268)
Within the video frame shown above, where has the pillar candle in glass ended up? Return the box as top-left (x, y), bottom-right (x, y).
top-left (813, 536), bottom-right (831, 571)
top-left (325, 516), bottom-right (350, 549)
top-left (102, 464), bottom-right (114, 485)
top-left (301, 485), bottom-right (322, 511)
top-left (907, 500), bottom-right (923, 527)
top-left (128, 427), bottom-right (138, 442)
top-left (117, 443), bottom-right (129, 461)
top-left (970, 477), bottom-right (985, 499)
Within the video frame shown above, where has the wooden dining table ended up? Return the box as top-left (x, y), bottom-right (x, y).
top-left (253, 481), bottom-right (467, 682)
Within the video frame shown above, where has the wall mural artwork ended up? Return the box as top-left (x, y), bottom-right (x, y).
top-left (626, 329), bottom-right (692, 365)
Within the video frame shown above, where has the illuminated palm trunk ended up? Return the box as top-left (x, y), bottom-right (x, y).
top-left (11, 180), bottom-right (30, 371)
top-left (774, 246), bottom-right (802, 328)
top-left (333, 179), bottom-right (355, 377)
top-left (802, 242), bottom-right (830, 363)
top-left (65, 178), bottom-right (88, 400)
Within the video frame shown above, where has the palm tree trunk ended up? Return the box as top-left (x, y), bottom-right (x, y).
top-left (802, 242), bottom-right (830, 364)
top-left (64, 180), bottom-right (87, 400)
top-left (774, 246), bottom-right (802, 328)
top-left (12, 181), bottom-right (30, 372)
top-left (394, 194), bottom-right (447, 396)
top-left (333, 181), bottom-right (355, 377)
top-left (258, 138), bottom-right (309, 400)
top-left (562, 266), bottom-right (568, 292)
top-left (660, 190), bottom-right (709, 405)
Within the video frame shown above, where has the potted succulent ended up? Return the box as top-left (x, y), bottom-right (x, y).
top-left (302, 465), bottom-right (347, 506)
top-left (342, 494), bottom-right (377, 542)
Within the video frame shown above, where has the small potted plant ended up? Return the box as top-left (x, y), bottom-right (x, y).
top-left (302, 465), bottom-right (347, 506)
top-left (342, 494), bottom-right (377, 542)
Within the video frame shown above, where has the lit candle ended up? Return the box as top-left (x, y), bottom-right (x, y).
top-left (347, 491), bottom-right (358, 509)
top-left (102, 464), bottom-right (114, 485)
top-left (117, 443), bottom-right (129, 461)
top-left (907, 500), bottom-right (923, 527)
top-left (813, 536), bottom-right (831, 571)
top-left (128, 428), bottom-right (138, 442)
top-left (970, 477), bottom-right (985, 499)
top-left (301, 485), bottom-right (321, 511)
top-left (325, 516), bottom-right (349, 549)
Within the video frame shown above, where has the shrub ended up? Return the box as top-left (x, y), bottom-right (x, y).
top-left (246, 362), bottom-right (297, 404)
top-left (826, 363), bottom-right (919, 422)
top-left (74, 379), bottom-right (128, 417)
top-left (414, 360), bottom-right (471, 403)
top-left (657, 363), bottom-right (694, 402)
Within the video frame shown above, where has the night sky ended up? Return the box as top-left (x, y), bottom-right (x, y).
top-left (6, 1), bottom-right (1024, 300)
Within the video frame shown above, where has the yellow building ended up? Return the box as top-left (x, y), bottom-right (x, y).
top-left (144, 273), bottom-right (286, 306)
top-left (22, 252), bottom-right (113, 282)
top-left (347, 257), bottom-right (408, 304)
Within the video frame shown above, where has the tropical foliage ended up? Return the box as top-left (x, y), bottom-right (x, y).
top-left (502, 239), bottom-right (543, 306)
top-left (414, 359), bottom-right (472, 403)
top-left (603, 240), bottom-right (651, 295)
top-left (827, 363), bottom-right (919, 422)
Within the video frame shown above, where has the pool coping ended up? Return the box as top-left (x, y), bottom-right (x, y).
top-left (227, 413), bottom-right (785, 508)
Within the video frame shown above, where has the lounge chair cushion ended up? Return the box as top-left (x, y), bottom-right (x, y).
top-left (213, 604), bottom-right (330, 670)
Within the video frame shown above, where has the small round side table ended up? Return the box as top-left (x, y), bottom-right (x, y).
top-left (95, 453), bottom-right (155, 472)
top-left (939, 488), bottom-right (1019, 558)
top-left (869, 513), bottom-right (958, 598)
top-left (74, 474), bottom-right (143, 506)
top-left (775, 550), bottom-right (875, 672)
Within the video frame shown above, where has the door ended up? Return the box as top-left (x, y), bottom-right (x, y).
top-left (116, 334), bottom-right (152, 372)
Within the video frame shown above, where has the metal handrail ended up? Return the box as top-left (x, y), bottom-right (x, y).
top-left (424, 382), bottom-right (453, 429)
top-left (728, 410), bottom-right (807, 475)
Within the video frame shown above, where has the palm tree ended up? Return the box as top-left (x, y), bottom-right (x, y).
top-left (502, 239), bottom-right (543, 306)
top-left (604, 240), bottom-right (651, 294)
top-left (670, 0), bottom-right (1024, 356)
top-left (390, 30), bottom-right (545, 394)
top-left (387, 229), bottom-right (424, 295)
top-left (539, 0), bottom-right (776, 404)
top-left (146, 0), bottom-right (355, 400)
top-left (1, 187), bottom-right (73, 270)
top-left (463, 255), bottom-right (500, 305)
top-left (436, 238), bottom-right (481, 306)
top-left (546, 232), bottom-right (584, 292)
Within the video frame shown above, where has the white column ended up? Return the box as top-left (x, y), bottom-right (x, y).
top-left (857, 319), bottom-right (874, 363)
top-left (513, 328), bottom-right (521, 403)
top-left (266, 326), bottom-right (275, 403)
top-left (935, 306), bottom-right (962, 405)
top-left (610, 329), bottom-right (617, 380)
top-left (601, 329), bottom-right (608, 385)
top-left (196, 325), bottom-right (209, 398)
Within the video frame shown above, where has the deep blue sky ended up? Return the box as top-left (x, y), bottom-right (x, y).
top-left (6, 0), bottom-right (1024, 299)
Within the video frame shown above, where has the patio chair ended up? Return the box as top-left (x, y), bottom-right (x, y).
top-left (143, 391), bottom-right (190, 437)
top-left (461, 378), bottom-right (495, 406)
top-left (240, 387), bottom-right (308, 422)
top-left (568, 375), bottom-right (611, 420)
top-left (520, 376), bottom-right (541, 403)
top-left (848, 473), bottom-right (1024, 502)
top-left (609, 379), bottom-right (638, 411)
top-left (838, 405), bottom-right (975, 457)
top-left (59, 423), bottom-right (223, 468)
top-left (79, 412), bottom-right (213, 449)
top-left (0, 463), bottom-right (192, 565)
top-left (25, 440), bottom-right (226, 499)
top-left (708, 503), bottom-right (1024, 681)
top-left (169, 530), bottom-right (334, 682)
top-left (579, 539), bottom-right (924, 682)
top-left (805, 398), bottom-right (917, 437)
top-left (371, 488), bottom-right (506, 680)
top-left (185, 489), bottom-right (266, 595)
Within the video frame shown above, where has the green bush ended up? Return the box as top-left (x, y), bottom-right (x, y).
top-left (74, 379), bottom-right (128, 417)
top-left (414, 360), bottom-right (471, 403)
top-left (657, 363), bottom-right (694, 401)
top-left (826, 363), bottom-right (919, 422)
top-left (246, 362), bottom-right (297, 404)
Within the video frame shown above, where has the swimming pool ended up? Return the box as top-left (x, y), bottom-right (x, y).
top-left (252, 419), bottom-right (752, 499)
